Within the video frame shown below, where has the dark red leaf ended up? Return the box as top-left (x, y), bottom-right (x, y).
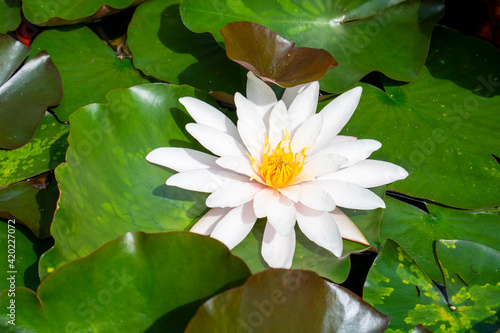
top-left (220, 21), bottom-right (337, 87)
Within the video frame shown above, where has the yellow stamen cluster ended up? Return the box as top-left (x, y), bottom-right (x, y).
top-left (250, 132), bottom-right (307, 189)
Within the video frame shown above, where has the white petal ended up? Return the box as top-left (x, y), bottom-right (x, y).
top-left (206, 181), bottom-right (263, 208)
top-left (261, 222), bottom-right (296, 268)
top-left (167, 169), bottom-right (246, 193)
top-left (210, 202), bottom-right (257, 249)
top-left (278, 185), bottom-right (301, 203)
top-left (296, 153), bottom-right (347, 183)
top-left (281, 82), bottom-right (311, 108)
top-left (330, 208), bottom-right (369, 245)
top-left (186, 123), bottom-right (247, 158)
top-left (315, 180), bottom-right (386, 209)
top-left (330, 135), bottom-right (358, 143)
top-left (190, 208), bottom-right (231, 235)
top-left (296, 203), bottom-right (343, 257)
top-left (266, 196), bottom-right (297, 237)
top-left (313, 135), bottom-right (359, 152)
top-left (298, 183), bottom-right (336, 212)
top-left (287, 82), bottom-right (320, 132)
top-left (313, 139), bottom-right (381, 167)
top-left (253, 189), bottom-right (296, 237)
top-left (235, 93), bottom-right (267, 159)
top-left (311, 86), bottom-right (362, 154)
top-left (253, 188), bottom-right (277, 218)
top-left (146, 147), bottom-right (218, 172)
top-left (237, 119), bottom-right (266, 161)
top-left (246, 71), bottom-right (277, 111)
top-left (235, 93), bottom-right (266, 131)
top-left (179, 97), bottom-right (239, 138)
top-left (320, 160), bottom-right (409, 187)
top-left (268, 100), bottom-right (290, 148)
top-left (290, 113), bottom-right (323, 153)
top-left (216, 156), bottom-right (256, 178)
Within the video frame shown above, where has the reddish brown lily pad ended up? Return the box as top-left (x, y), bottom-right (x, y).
top-left (221, 21), bottom-right (337, 87)
top-left (185, 269), bottom-right (390, 332)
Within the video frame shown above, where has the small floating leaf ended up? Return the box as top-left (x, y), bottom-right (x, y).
top-left (221, 21), bottom-right (337, 87)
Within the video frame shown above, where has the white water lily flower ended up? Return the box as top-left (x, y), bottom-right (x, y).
top-left (147, 72), bottom-right (408, 268)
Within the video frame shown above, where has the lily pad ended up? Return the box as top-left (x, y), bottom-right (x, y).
top-left (0, 218), bottom-right (53, 291)
top-left (22, 0), bottom-right (145, 26)
top-left (380, 195), bottom-right (500, 283)
top-left (39, 84), bottom-right (211, 278)
top-left (0, 171), bottom-right (59, 238)
top-left (0, 34), bottom-right (62, 149)
top-left (29, 26), bottom-right (148, 121)
top-left (185, 269), bottom-right (390, 332)
top-left (334, 26), bottom-right (500, 208)
top-left (363, 239), bottom-right (500, 332)
top-left (180, 0), bottom-right (444, 93)
top-left (220, 21), bottom-right (337, 87)
top-left (128, 0), bottom-right (244, 94)
top-left (1, 231), bottom-right (251, 332)
top-left (0, 112), bottom-right (69, 188)
top-left (437, 240), bottom-right (500, 333)
top-left (0, 0), bottom-right (21, 33)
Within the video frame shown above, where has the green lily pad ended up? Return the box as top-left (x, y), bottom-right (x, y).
top-left (29, 26), bottom-right (148, 122)
top-left (185, 269), bottom-right (390, 332)
top-left (220, 21), bottom-right (337, 87)
top-left (380, 195), bottom-right (500, 283)
top-left (0, 34), bottom-right (62, 149)
top-left (437, 240), bottom-right (500, 333)
top-left (127, 0), bottom-right (244, 94)
top-left (39, 84), bottom-right (211, 278)
top-left (0, 171), bottom-right (59, 238)
top-left (336, 26), bottom-right (500, 209)
top-left (22, 0), bottom-right (145, 26)
top-left (0, 218), bottom-right (53, 291)
top-left (0, 0), bottom-right (21, 33)
top-left (180, 0), bottom-right (444, 93)
top-left (0, 112), bottom-right (69, 188)
top-left (1, 231), bottom-right (251, 332)
top-left (1, 287), bottom-right (51, 331)
top-left (364, 239), bottom-right (500, 332)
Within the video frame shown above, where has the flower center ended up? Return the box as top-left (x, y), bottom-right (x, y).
top-left (250, 132), bottom-right (307, 189)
